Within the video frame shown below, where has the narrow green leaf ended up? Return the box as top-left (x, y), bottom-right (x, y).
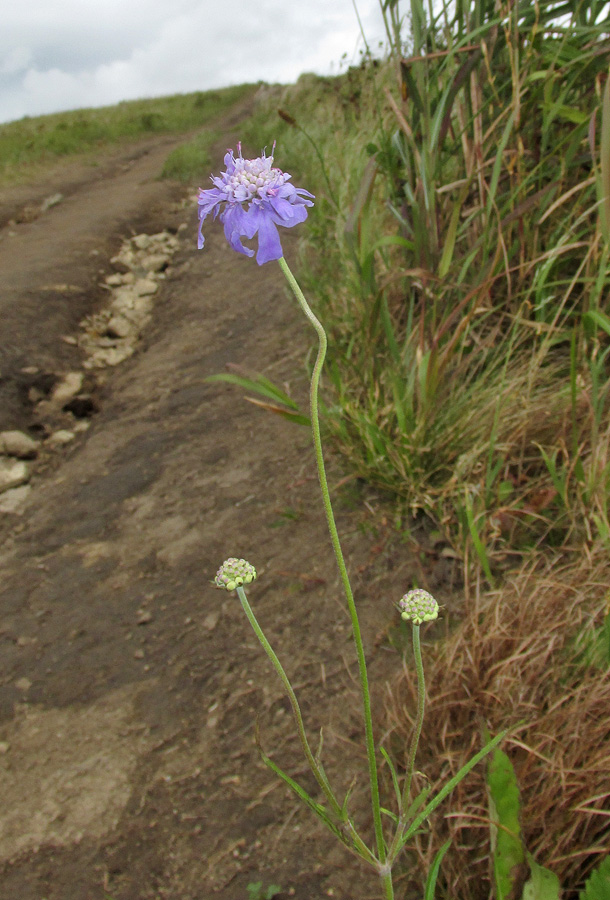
top-left (400, 61), bottom-right (424, 113)
top-left (205, 372), bottom-right (299, 409)
top-left (404, 783), bottom-right (432, 821)
top-left (537, 446), bottom-right (567, 507)
top-left (243, 397), bottom-right (310, 426)
top-left (399, 730), bottom-right (507, 850)
top-left (486, 112), bottom-right (515, 218)
top-left (600, 78), bottom-right (610, 240)
top-left (438, 188), bottom-right (467, 278)
top-left (258, 749), bottom-right (344, 842)
top-left (424, 839), bottom-right (452, 900)
top-left (380, 806), bottom-right (400, 825)
top-left (380, 746), bottom-right (402, 813)
top-left (341, 778), bottom-right (356, 819)
top-left (464, 491), bottom-right (495, 589)
top-left (583, 310), bottom-right (610, 339)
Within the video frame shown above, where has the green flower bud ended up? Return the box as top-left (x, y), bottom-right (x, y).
top-left (398, 588), bottom-right (439, 625)
top-left (214, 557), bottom-right (257, 591)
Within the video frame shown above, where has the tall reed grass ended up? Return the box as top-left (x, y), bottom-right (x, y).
top-left (243, 0), bottom-right (610, 580)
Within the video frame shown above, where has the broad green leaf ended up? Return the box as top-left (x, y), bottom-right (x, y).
top-left (488, 748), bottom-right (524, 900)
top-left (522, 853), bottom-right (560, 900)
top-left (579, 855), bottom-right (610, 900)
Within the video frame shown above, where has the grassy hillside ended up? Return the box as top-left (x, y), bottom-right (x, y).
top-left (0, 82), bottom-right (257, 184)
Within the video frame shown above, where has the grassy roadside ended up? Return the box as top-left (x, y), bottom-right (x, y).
top-left (0, 82), bottom-right (258, 185)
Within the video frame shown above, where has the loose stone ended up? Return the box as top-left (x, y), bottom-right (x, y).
top-left (0, 459), bottom-right (29, 494)
top-left (47, 430), bottom-right (76, 447)
top-left (0, 430), bottom-right (39, 459)
top-left (133, 278), bottom-right (158, 296)
top-left (51, 372), bottom-right (84, 406)
top-left (139, 253), bottom-right (169, 273)
top-left (106, 316), bottom-right (132, 339)
top-left (0, 484), bottom-right (31, 513)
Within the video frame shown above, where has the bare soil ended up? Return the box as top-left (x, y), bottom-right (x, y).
top-left (0, 106), bottom-right (458, 900)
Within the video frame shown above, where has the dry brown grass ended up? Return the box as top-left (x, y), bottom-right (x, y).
top-left (383, 546), bottom-right (610, 900)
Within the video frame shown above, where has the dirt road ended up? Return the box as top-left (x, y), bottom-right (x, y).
top-left (0, 106), bottom-right (430, 900)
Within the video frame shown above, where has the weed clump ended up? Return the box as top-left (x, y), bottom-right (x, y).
top-left (384, 549), bottom-right (610, 900)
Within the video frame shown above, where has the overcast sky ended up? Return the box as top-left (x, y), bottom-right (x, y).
top-left (0, 0), bottom-right (387, 124)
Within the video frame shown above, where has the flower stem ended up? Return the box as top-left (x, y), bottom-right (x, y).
top-left (277, 256), bottom-right (386, 867)
top-left (235, 585), bottom-right (343, 819)
top-left (381, 869), bottom-right (395, 900)
top-left (387, 624), bottom-right (426, 864)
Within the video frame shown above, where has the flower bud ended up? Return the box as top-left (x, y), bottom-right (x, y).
top-left (214, 557), bottom-right (257, 591)
top-left (398, 588), bottom-right (439, 625)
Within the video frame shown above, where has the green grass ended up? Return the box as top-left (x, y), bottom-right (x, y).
top-left (0, 83), bottom-right (258, 184)
top-left (232, 3), bottom-right (610, 578)
top-left (160, 127), bottom-right (220, 183)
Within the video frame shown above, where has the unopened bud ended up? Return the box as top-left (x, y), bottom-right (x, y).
top-left (398, 589), bottom-right (439, 625)
top-left (214, 557), bottom-right (257, 591)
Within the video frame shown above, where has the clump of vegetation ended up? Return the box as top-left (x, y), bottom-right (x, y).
top-left (384, 549), bottom-right (610, 900)
top-left (161, 128), bottom-right (220, 183)
top-left (241, 0), bottom-right (610, 579)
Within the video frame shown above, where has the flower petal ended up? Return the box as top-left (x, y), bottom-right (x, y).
top-left (254, 213), bottom-right (283, 265)
top-left (197, 187), bottom-right (225, 218)
top-left (221, 204), bottom-right (254, 257)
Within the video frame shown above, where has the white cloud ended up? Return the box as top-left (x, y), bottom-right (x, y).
top-left (0, 0), bottom-right (386, 123)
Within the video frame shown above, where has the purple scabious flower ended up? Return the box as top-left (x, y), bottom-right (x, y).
top-left (197, 142), bottom-right (314, 265)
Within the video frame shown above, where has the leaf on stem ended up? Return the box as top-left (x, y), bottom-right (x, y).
top-left (424, 839), bottom-right (452, 900)
top-left (488, 748), bottom-right (525, 900)
top-left (398, 729), bottom-right (508, 853)
top-left (522, 853), bottom-right (561, 900)
top-left (380, 746), bottom-right (402, 813)
top-left (256, 741), bottom-right (344, 843)
top-left (380, 806), bottom-right (400, 826)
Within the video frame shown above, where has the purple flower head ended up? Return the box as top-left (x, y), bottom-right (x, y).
top-left (197, 142), bottom-right (314, 265)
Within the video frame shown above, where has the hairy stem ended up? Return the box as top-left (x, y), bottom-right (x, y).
top-left (236, 585), bottom-right (343, 818)
top-left (388, 623), bottom-right (426, 863)
top-left (277, 255), bottom-right (386, 866)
